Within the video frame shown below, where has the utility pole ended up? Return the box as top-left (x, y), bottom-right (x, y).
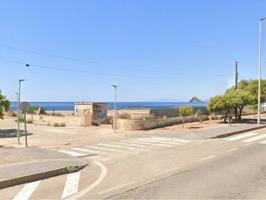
top-left (112, 84), bottom-right (117, 132)
top-left (258, 17), bottom-right (266, 125)
top-left (17, 79), bottom-right (25, 144)
top-left (235, 61), bottom-right (238, 90)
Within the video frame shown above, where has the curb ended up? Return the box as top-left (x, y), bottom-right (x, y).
top-left (0, 163), bottom-right (88, 189)
top-left (211, 125), bottom-right (266, 139)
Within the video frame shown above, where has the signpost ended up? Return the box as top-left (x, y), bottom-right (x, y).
top-left (19, 102), bottom-right (30, 147)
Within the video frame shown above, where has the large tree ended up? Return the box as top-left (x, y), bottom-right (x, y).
top-left (0, 90), bottom-right (10, 119)
top-left (208, 79), bottom-right (257, 122)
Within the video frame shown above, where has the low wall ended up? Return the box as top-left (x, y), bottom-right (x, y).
top-left (108, 109), bottom-right (151, 119)
top-left (27, 114), bottom-right (85, 126)
top-left (117, 115), bottom-right (209, 131)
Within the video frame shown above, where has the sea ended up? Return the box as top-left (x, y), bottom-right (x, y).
top-left (10, 102), bottom-right (207, 111)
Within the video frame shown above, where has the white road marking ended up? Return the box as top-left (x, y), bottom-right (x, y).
top-left (152, 137), bottom-right (190, 143)
top-left (98, 143), bottom-right (139, 151)
top-left (66, 161), bottom-right (107, 200)
top-left (71, 147), bottom-right (98, 154)
top-left (259, 140), bottom-right (266, 144)
top-left (115, 141), bottom-right (149, 148)
top-left (58, 150), bottom-right (87, 157)
top-left (109, 142), bottom-right (150, 151)
top-left (131, 139), bottom-right (172, 147)
top-left (123, 140), bottom-right (158, 145)
top-left (61, 171), bottom-right (81, 199)
top-left (197, 155), bottom-right (216, 162)
top-left (98, 181), bottom-right (136, 195)
top-left (140, 138), bottom-right (181, 145)
top-left (13, 181), bottom-right (40, 200)
top-left (225, 132), bottom-right (257, 141)
top-left (86, 145), bottom-right (128, 153)
top-left (242, 134), bottom-right (266, 143)
top-left (226, 147), bottom-right (238, 153)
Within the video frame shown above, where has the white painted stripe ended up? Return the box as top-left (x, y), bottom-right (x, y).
top-left (259, 140), bottom-right (266, 144)
top-left (132, 139), bottom-right (172, 147)
top-left (13, 181), bottom-right (40, 200)
top-left (152, 137), bottom-right (190, 143)
top-left (72, 147), bottom-right (98, 154)
top-left (98, 181), bottom-right (135, 195)
top-left (61, 171), bottom-right (80, 199)
top-left (110, 142), bottom-right (150, 151)
top-left (197, 155), bottom-right (216, 162)
top-left (226, 147), bottom-right (238, 153)
top-left (115, 141), bottom-right (148, 148)
top-left (98, 143), bottom-right (137, 150)
top-left (139, 138), bottom-right (181, 145)
top-left (242, 134), bottom-right (266, 143)
top-left (97, 143), bottom-right (139, 154)
top-left (225, 132), bottom-right (257, 141)
top-left (129, 139), bottom-right (171, 147)
top-left (66, 161), bottom-right (107, 200)
top-left (86, 145), bottom-right (127, 153)
top-left (58, 150), bottom-right (87, 157)
top-left (122, 140), bottom-right (161, 148)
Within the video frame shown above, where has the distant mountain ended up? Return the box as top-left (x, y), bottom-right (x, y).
top-left (189, 97), bottom-right (203, 103)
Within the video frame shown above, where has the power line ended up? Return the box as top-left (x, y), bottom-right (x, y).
top-left (0, 57), bottom-right (229, 80)
top-left (0, 43), bottom-right (227, 76)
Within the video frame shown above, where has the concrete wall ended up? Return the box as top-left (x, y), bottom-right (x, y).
top-left (27, 114), bottom-right (85, 126)
top-left (116, 115), bottom-right (209, 131)
top-left (108, 109), bottom-right (151, 119)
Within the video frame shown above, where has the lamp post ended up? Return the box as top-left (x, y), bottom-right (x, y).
top-left (258, 17), bottom-right (266, 125)
top-left (17, 79), bottom-right (25, 144)
top-left (112, 84), bottom-right (117, 132)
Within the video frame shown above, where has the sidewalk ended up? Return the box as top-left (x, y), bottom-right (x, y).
top-left (139, 122), bottom-right (266, 140)
top-left (0, 147), bottom-right (88, 189)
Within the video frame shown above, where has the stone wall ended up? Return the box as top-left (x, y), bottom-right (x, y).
top-left (116, 115), bottom-right (209, 131)
top-left (27, 114), bottom-right (85, 126)
top-left (108, 109), bottom-right (151, 119)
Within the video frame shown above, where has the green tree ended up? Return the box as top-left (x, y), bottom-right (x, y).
top-left (0, 90), bottom-right (10, 119)
top-left (208, 95), bottom-right (233, 122)
top-left (208, 79), bottom-right (260, 122)
top-left (179, 106), bottom-right (193, 127)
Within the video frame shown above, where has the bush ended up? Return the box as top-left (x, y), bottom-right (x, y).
top-left (27, 106), bottom-right (46, 114)
top-left (118, 113), bottom-right (131, 119)
top-left (26, 119), bottom-right (33, 124)
top-left (54, 122), bottom-right (66, 127)
top-left (195, 109), bottom-right (205, 123)
top-left (60, 123), bottom-right (66, 127)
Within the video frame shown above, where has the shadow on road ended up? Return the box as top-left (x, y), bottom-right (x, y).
top-left (0, 129), bottom-right (33, 138)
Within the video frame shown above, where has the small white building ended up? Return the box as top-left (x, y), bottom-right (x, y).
top-left (74, 102), bottom-right (108, 126)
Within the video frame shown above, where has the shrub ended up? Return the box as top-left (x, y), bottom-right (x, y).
top-left (27, 106), bottom-right (46, 114)
top-left (118, 113), bottom-right (131, 119)
top-left (59, 123), bottom-right (66, 127)
top-left (195, 109), bottom-right (204, 123)
top-left (26, 119), bottom-right (33, 124)
top-left (54, 122), bottom-right (59, 127)
top-left (179, 106), bottom-right (193, 128)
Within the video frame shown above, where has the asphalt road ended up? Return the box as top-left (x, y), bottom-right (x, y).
top-left (112, 141), bottom-right (266, 199)
top-left (2, 128), bottom-right (266, 199)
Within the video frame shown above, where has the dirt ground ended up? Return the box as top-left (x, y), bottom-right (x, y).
top-left (0, 114), bottom-right (265, 149)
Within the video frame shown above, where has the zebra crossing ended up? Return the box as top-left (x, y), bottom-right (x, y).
top-left (9, 170), bottom-right (85, 200)
top-left (56, 136), bottom-right (190, 161)
top-left (225, 132), bottom-right (266, 145)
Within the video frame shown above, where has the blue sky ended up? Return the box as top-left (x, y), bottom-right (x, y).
top-left (0, 0), bottom-right (265, 102)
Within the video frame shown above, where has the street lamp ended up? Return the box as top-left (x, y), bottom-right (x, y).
top-left (17, 79), bottom-right (25, 144)
top-left (112, 84), bottom-right (117, 132)
top-left (258, 17), bottom-right (266, 125)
